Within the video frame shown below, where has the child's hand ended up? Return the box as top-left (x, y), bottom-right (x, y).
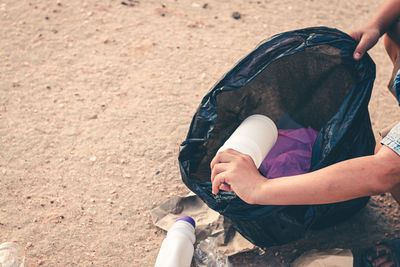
top-left (210, 149), bottom-right (267, 204)
top-left (349, 24), bottom-right (381, 60)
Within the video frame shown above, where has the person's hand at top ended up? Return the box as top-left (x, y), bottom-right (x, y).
top-left (210, 149), bottom-right (266, 204)
top-left (349, 23), bottom-right (382, 61)
top-left (349, 0), bottom-right (400, 61)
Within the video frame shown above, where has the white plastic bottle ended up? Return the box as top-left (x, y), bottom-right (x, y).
top-left (218, 114), bottom-right (278, 168)
top-left (154, 216), bottom-right (196, 267)
top-left (0, 242), bottom-right (24, 267)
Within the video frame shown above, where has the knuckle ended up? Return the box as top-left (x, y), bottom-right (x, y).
top-left (239, 153), bottom-right (252, 163)
top-left (238, 153), bottom-right (247, 160)
top-left (243, 154), bottom-right (252, 160)
top-left (226, 148), bottom-right (235, 154)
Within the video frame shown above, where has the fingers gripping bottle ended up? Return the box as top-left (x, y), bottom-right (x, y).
top-left (218, 114), bottom-right (278, 168)
top-left (154, 216), bottom-right (196, 267)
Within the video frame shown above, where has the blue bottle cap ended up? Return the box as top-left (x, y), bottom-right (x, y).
top-left (176, 215), bottom-right (195, 228)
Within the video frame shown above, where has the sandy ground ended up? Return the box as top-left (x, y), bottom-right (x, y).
top-left (1, 0), bottom-right (400, 266)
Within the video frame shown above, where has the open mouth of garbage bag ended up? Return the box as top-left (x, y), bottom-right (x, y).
top-left (179, 27), bottom-right (376, 248)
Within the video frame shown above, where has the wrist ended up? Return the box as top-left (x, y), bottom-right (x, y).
top-left (252, 177), bottom-right (269, 205)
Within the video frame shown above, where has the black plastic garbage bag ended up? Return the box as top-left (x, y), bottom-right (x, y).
top-left (178, 27), bottom-right (376, 248)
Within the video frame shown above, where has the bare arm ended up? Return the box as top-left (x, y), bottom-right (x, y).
top-left (211, 146), bottom-right (400, 205)
top-left (254, 145), bottom-right (400, 205)
top-left (351, 0), bottom-right (400, 60)
top-left (368, 0), bottom-right (400, 34)
top-left (376, 136), bottom-right (400, 204)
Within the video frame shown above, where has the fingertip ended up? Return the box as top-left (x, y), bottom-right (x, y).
top-left (354, 51), bottom-right (362, 60)
top-left (212, 181), bottom-right (218, 194)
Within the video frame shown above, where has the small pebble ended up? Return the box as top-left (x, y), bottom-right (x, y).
top-left (202, 3), bottom-right (208, 8)
top-left (155, 170), bottom-right (160, 175)
top-left (87, 114), bottom-right (98, 120)
top-left (90, 156), bottom-right (97, 162)
top-left (232, 11), bottom-right (241, 20)
top-left (121, 1), bottom-right (136, 6)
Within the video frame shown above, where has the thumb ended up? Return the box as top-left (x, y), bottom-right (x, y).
top-left (353, 31), bottom-right (380, 61)
top-left (353, 36), bottom-right (369, 60)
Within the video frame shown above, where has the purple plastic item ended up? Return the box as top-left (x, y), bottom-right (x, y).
top-left (259, 128), bottom-right (318, 179)
top-left (176, 215), bottom-right (196, 228)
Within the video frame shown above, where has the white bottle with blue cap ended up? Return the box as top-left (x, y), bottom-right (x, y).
top-left (154, 216), bottom-right (196, 267)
